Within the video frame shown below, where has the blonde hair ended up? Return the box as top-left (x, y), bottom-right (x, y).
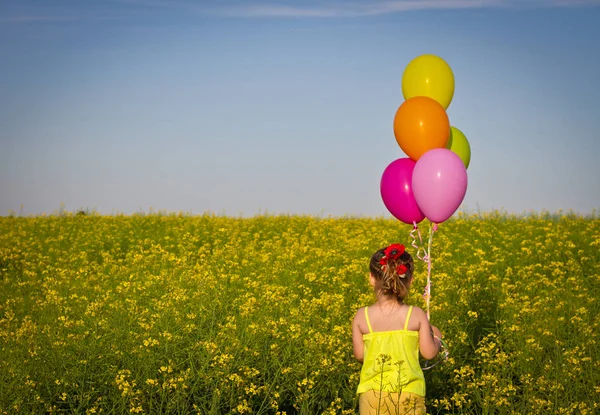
top-left (369, 245), bottom-right (414, 302)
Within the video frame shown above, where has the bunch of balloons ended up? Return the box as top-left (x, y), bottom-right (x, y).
top-left (380, 54), bottom-right (471, 225)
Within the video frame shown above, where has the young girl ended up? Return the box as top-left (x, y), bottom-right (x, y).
top-left (352, 243), bottom-right (442, 414)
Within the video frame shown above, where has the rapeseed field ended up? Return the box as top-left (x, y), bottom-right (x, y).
top-left (0, 212), bottom-right (598, 414)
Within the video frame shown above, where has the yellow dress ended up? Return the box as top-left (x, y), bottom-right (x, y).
top-left (357, 306), bottom-right (426, 415)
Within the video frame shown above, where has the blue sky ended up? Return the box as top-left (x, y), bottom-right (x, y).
top-left (1, 0), bottom-right (599, 217)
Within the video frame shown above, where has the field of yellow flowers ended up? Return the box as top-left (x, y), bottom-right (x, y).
top-left (0, 212), bottom-right (598, 414)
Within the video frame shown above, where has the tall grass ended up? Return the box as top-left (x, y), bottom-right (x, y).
top-left (0, 212), bottom-right (598, 414)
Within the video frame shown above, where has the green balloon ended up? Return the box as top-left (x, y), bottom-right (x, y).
top-left (446, 126), bottom-right (471, 169)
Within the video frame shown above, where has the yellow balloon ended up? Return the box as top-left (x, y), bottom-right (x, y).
top-left (402, 54), bottom-right (455, 110)
top-left (446, 126), bottom-right (471, 169)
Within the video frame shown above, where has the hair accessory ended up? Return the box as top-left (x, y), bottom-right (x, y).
top-left (396, 264), bottom-right (408, 278)
top-left (384, 243), bottom-right (405, 260)
top-left (379, 243), bottom-right (406, 267)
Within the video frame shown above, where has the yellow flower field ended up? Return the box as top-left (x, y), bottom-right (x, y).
top-left (0, 212), bottom-right (598, 414)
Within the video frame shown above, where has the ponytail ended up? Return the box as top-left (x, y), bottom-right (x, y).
top-left (370, 244), bottom-right (414, 302)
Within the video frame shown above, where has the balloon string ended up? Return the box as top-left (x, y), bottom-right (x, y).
top-left (410, 222), bottom-right (426, 261)
top-left (423, 222), bottom-right (438, 321)
top-left (410, 222), bottom-right (438, 320)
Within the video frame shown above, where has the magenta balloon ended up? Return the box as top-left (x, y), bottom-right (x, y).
top-left (380, 158), bottom-right (426, 225)
top-left (412, 148), bottom-right (468, 223)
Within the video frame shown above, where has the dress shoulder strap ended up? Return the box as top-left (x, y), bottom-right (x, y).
top-left (404, 306), bottom-right (413, 331)
top-left (364, 306), bottom-right (373, 333)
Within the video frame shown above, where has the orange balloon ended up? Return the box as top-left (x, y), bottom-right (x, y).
top-left (393, 96), bottom-right (450, 161)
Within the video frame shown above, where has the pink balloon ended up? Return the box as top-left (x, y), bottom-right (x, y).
top-left (412, 148), bottom-right (468, 223)
top-left (380, 158), bottom-right (426, 225)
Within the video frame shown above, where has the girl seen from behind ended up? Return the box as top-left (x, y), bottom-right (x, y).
top-left (352, 244), bottom-right (442, 414)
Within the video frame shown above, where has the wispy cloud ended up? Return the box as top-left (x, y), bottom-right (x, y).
top-left (0, 15), bottom-right (82, 23)
top-left (208, 0), bottom-right (494, 18)
top-left (3, 0), bottom-right (598, 23)
top-left (203, 0), bottom-right (600, 18)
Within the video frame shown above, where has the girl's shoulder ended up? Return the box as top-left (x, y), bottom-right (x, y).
top-left (408, 305), bottom-right (427, 319)
top-left (353, 306), bottom-right (367, 320)
top-left (409, 305), bottom-right (426, 315)
top-left (352, 306), bottom-right (368, 334)
top-left (407, 305), bottom-right (428, 328)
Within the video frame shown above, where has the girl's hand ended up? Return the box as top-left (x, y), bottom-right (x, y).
top-left (430, 325), bottom-right (443, 352)
top-left (430, 325), bottom-right (442, 340)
